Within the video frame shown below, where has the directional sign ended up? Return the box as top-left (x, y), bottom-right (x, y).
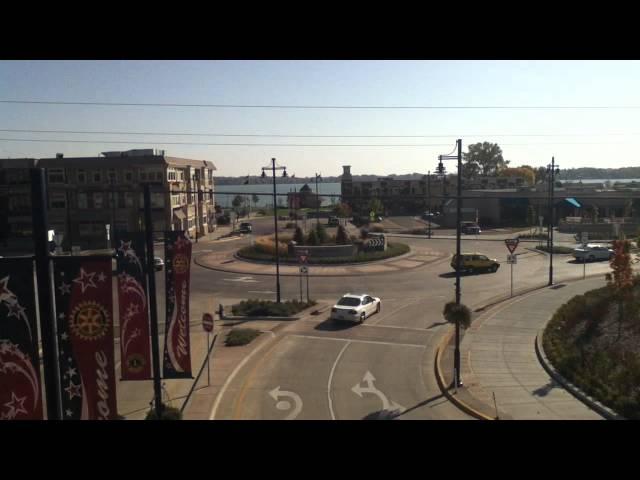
top-left (504, 238), bottom-right (519, 254)
top-left (202, 313), bottom-right (214, 332)
top-left (300, 265), bottom-right (308, 274)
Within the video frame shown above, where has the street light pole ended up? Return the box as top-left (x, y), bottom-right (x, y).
top-left (438, 139), bottom-right (463, 387)
top-left (262, 158), bottom-right (287, 303)
top-left (547, 157), bottom-right (559, 286)
top-left (427, 171), bottom-right (432, 239)
top-left (315, 173), bottom-right (321, 228)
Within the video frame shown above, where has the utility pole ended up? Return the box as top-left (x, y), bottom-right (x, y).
top-left (261, 158), bottom-right (287, 303)
top-left (547, 157), bottom-right (559, 286)
top-left (315, 173), bottom-right (321, 228)
top-left (427, 171), bottom-right (432, 239)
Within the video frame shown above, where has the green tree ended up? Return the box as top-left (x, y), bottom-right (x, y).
top-left (315, 223), bottom-right (328, 244)
top-left (335, 225), bottom-right (350, 245)
top-left (463, 142), bottom-right (509, 177)
top-left (368, 198), bottom-right (384, 217)
top-left (232, 195), bottom-right (244, 209)
top-left (252, 194), bottom-right (260, 210)
top-left (306, 228), bottom-right (319, 246)
top-left (293, 226), bottom-right (305, 245)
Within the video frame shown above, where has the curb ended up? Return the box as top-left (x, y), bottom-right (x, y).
top-left (433, 328), bottom-right (496, 421)
top-left (535, 329), bottom-right (624, 420)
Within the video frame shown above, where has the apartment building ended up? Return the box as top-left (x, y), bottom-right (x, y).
top-left (0, 149), bottom-right (216, 251)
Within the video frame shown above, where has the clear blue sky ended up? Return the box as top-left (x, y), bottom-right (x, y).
top-left (2, 60), bottom-right (640, 177)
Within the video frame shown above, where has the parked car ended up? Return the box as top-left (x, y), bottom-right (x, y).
top-left (154, 257), bottom-right (164, 271)
top-left (330, 294), bottom-right (381, 323)
top-left (573, 244), bottom-right (614, 262)
top-left (239, 222), bottom-right (253, 233)
top-left (451, 253), bottom-right (499, 273)
top-left (328, 216), bottom-right (339, 227)
top-left (461, 222), bottom-right (481, 234)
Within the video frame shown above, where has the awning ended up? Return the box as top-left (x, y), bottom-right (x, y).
top-left (173, 209), bottom-right (186, 220)
top-left (565, 197), bottom-right (582, 208)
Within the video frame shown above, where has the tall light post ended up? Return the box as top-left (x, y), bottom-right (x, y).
top-left (437, 139), bottom-right (463, 387)
top-left (314, 173), bottom-right (322, 227)
top-left (427, 170), bottom-right (432, 239)
top-left (262, 158), bottom-right (287, 303)
top-left (547, 157), bottom-right (560, 286)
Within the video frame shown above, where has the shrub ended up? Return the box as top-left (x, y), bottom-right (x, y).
top-left (216, 215), bottom-right (230, 226)
top-left (536, 245), bottom-right (574, 254)
top-left (231, 299), bottom-right (316, 317)
top-left (293, 226), bottom-right (305, 244)
top-left (442, 302), bottom-right (472, 328)
top-left (285, 222), bottom-right (296, 229)
top-left (336, 225), bottom-right (350, 245)
top-left (360, 228), bottom-right (369, 239)
top-left (316, 223), bottom-right (328, 243)
top-left (225, 328), bottom-right (261, 346)
top-left (145, 404), bottom-right (182, 420)
top-left (307, 228), bottom-right (319, 245)
top-left (370, 225), bottom-right (385, 233)
top-left (254, 236), bottom-right (288, 256)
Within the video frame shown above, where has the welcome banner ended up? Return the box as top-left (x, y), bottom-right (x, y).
top-left (115, 233), bottom-right (152, 381)
top-left (163, 231), bottom-right (192, 379)
top-left (53, 257), bottom-right (117, 420)
top-left (0, 258), bottom-right (43, 420)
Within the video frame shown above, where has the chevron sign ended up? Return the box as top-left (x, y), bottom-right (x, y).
top-left (365, 236), bottom-right (386, 251)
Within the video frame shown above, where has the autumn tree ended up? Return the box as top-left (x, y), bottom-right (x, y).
top-left (499, 167), bottom-right (536, 186)
top-left (463, 142), bottom-right (509, 177)
top-left (335, 225), bottom-right (350, 245)
top-left (333, 202), bottom-right (352, 218)
top-left (605, 239), bottom-right (635, 340)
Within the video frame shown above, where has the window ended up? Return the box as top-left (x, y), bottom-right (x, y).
top-left (156, 172), bottom-right (164, 181)
top-left (125, 171), bottom-right (133, 182)
top-left (151, 193), bottom-right (164, 208)
top-left (48, 168), bottom-right (65, 184)
top-left (168, 170), bottom-right (177, 181)
top-left (108, 169), bottom-right (117, 184)
top-left (140, 171), bottom-right (147, 181)
top-left (93, 192), bottom-right (104, 209)
top-left (125, 192), bottom-right (134, 208)
top-left (92, 171), bottom-right (102, 183)
top-left (118, 192), bottom-right (125, 209)
top-left (50, 192), bottom-right (66, 209)
top-left (77, 193), bottom-right (88, 209)
top-left (77, 169), bottom-right (86, 183)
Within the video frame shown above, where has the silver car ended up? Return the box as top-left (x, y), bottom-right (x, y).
top-left (573, 244), bottom-right (614, 262)
top-left (330, 294), bottom-right (381, 323)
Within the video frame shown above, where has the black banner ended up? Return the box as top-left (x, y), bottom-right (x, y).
top-left (163, 231), bottom-right (192, 379)
top-left (115, 233), bottom-right (152, 381)
top-left (0, 258), bottom-right (44, 420)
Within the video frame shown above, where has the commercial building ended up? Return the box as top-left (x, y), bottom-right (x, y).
top-left (0, 149), bottom-right (216, 251)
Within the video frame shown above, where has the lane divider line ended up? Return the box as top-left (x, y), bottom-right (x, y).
top-left (327, 341), bottom-right (351, 421)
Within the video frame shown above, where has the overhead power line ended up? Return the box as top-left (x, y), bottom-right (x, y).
top-left (3, 128), bottom-right (640, 138)
top-left (3, 100), bottom-right (640, 109)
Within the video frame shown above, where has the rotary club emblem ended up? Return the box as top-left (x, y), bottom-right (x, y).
top-left (173, 254), bottom-right (189, 274)
top-left (69, 301), bottom-right (110, 341)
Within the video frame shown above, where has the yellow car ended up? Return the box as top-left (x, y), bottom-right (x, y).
top-left (451, 253), bottom-right (500, 274)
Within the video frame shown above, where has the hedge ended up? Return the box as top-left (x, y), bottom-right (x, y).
top-left (231, 299), bottom-right (316, 317)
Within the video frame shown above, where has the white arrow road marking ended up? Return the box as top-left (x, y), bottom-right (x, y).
top-left (352, 371), bottom-right (406, 416)
top-left (269, 386), bottom-right (303, 420)
top-left (223, 276), bottom-right (259, 283)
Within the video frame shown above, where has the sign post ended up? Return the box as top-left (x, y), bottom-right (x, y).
top-left (297, 249), bottom-right (309, 303)
top-left (202, 313), bottom-right (214, 387)
top-left (580, 232), bottom-right (588, 279)
top-left (505, 239), bottom-right (520, 298)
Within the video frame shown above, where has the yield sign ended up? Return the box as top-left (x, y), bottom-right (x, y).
top-left (298, 255), bottom-right (308, 264)
top-left (504, 238), bottom-right (519, 254)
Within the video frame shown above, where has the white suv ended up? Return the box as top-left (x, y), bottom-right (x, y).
top-left (330, 294), bottom-right (381, 323)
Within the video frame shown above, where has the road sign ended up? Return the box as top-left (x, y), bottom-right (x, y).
top-left (507, 254), bottom-right (517, 264)
top-left (504, 238), bottom-right (519, 254)
top-left (300, 265), bottom-right (308, 274)
top-left (202, 313), bottom-right (214, 332)
top-left (297, 249), bottom-right (309, 264)
top-left (581, 232), bottom-right (588, 244)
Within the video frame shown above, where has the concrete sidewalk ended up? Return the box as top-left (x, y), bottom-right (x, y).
top-left (458, 277), bottom-right (607, 420)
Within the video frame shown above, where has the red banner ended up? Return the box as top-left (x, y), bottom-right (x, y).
top-left (163, 231), bottom-right (192, 378)
top-left (0, 258), bottom-right (43, 420)
top-left (115, 233), bottom-right (152, 380)
top-left (53, 257), bottom-right (117, 420)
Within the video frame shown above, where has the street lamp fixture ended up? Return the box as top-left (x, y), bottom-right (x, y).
top-left (437, 139), bottom-right (463, 388)
top-left (547, 157), bottom-right (560, 286)
top-left (261, 158), bottom-right (287, 303)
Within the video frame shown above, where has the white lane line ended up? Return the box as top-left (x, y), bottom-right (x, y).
top-left (327, 341), bottom-right (351, 421)
top-left (361, 324), bottom-right (433, 332)
top-left (209, 334), bottom-right (277, 420)
top-left (289, 334), bottom-right (425, 349)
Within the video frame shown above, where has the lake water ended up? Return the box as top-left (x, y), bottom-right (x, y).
top-left (561, 178), bottom-right (640, 184)
top-left (215, 182), bottom-right (342, 208)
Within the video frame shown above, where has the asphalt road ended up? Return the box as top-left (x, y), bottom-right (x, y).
top-left (197, 225), bottom-right (614, 420)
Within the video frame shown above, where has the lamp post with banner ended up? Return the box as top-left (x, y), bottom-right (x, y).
top-left (261, 158), bottom-right (287, 303)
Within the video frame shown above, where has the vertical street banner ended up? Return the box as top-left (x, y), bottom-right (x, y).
top-left (0, 258), bottom-right (44, 420)
top-left (115, 233), bottom-right (152, 380)
top-left (53, 257), bottom-right (117, 420)
top-left (163, 231), bottom-right (193, 378)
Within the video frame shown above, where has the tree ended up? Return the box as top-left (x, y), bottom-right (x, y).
top-left (499, 167), bottom-right (536, 186)
top-left (315, 223), bottom-right (328, 244)
top-left (333, 202), bottom-right (352, 218)
top-left (462, 161), bottom-right (480, 181)
top-left (536, 166), bottom-right (548, 185)
top-left (605, 240), bottom-right (635, 340)
top-left (252, 194), bottom-right (260, 211)
top-left (463, 142), bottom-right (509, 177)
top-left (232, 195), bottom-right (244, 209)
top-left (443, 301), bottom-right (471, 329)
top-left (335, 225), bottom-right (350, 245)
top-left (368, 198), bottom-right (384, 217)
top-left (293, 226), bottom-right (305, 245)
top-left (306, 228), bottom-right (319, 246)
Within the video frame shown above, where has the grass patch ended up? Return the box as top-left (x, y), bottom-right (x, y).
top-left (225, 328), bottom-right (262, 346)
top-left (237, 242), bottom-right (410, 264)
top-left (231, 299), bottom-right (316, 317)
top-left (543, 282), bottom-right (640, 419)
top-left (535, 245), bottom-right (574, 254)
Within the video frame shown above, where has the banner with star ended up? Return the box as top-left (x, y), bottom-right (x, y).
top-left (53, 256), bottom-right (117, 420)
top-left (163, 231), bottom-right (193, 378)
top-left (0, 257), bottom-right (44, 420)
top-left (115, 233), bottom-right (152, 381)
